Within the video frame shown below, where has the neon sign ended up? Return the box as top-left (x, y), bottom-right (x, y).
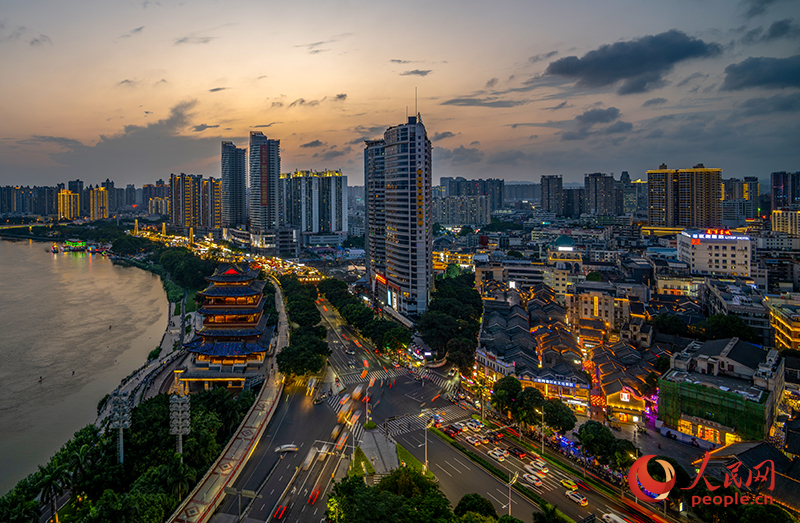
top-left (375, 274), bottom-right (387, 285)
top-left (620, 392), bottom-right (630, 402)
top-left (705, 229), bottom-right (731, 236)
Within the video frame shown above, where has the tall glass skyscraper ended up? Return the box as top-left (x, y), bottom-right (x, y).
top-left (366, 115), bottom-right (433, 317)
top-left (221, 141), bottom-right (247, 228)
top-left (248, 131), bottom-right (281, 233)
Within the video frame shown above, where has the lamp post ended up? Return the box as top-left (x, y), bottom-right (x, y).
top-left (502, 472), bottom-right (518, 517)
top-left (170, 394), bottom-right (191, 463)
top-left (536, 409), bottom-right (544, 454)
top-left (108, 391), bottom-right (131, 464)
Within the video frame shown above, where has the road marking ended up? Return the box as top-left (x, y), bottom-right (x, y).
top-left (435, 463), bottom-right (452, 476)
top-left (497, 488), bottom-right (517, 504)
top-left (444, 460), bottom-right (461, 472)
top-left (486, 492), bottom-right (504, 505)
top-left (452, 456), bottom-right (472, 470)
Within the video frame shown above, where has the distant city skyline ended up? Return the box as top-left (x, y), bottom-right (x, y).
top-left (0, 0), bottom-right (798, 186)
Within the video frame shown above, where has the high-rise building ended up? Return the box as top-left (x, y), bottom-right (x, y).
top-left (68, 180), bottom-right (84, 217)
top-left (365, 139), bottom-right (387, 295)
top-left (584, 173), bottom-right (614, 216)
top-left (149, 197), bottom-right (171, 216)
top-left (367, 116), bottom-right (433, 316)
top-left (125, 184), bottom-right (136, 207)
top-left (772, 208), bottom-right (800, 237)
top-left (57, 189), bottom-right (79, 221)
top-left (221, 141), bottom-right (247, 228)
top-left (771, 171), bottom-right (800, 210)
top-left (101, 179), bottom-right (116, 213)
top-left (90, 187), bottom-right (108, 220)
top-left (647, 164), bottom-right (721, 228)
top-left (722, 177), bottom-right (759, 219)
top-left (170, 173), bottom-right (203, 228)
top-left (248, 131), bottom-right (281, 233)
top-left (281, 170), bottom-right (348, 244)
top-left (202, 177), bottom-right (222, 229)
top-left (433, 195), bottom-right (490, 226)
top-left (563, 188), bottom-right (584, 218)
top-left (541, 175), bottom-right (563, 216)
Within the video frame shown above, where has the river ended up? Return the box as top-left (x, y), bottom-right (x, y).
top-left (0, 239), bottom-right (168, 495)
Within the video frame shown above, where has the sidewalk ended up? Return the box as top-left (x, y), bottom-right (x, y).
top-left (167, 278), bottom-right (289, 523)
top-left (360, 430), bottom-right (398, 474)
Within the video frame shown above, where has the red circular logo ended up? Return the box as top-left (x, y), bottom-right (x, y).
top-left (627, 454), bottom-right (676, 502)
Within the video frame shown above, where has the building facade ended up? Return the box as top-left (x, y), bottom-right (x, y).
top-left (281, 169), bottom-right (348, 245)
top-left (89, 187), bottom-right (108, 221)
top-left (647, 164), bottom-right (721, 228)
top-left (541, 175), bottom-right (563, 216)
top-left (248, 131), bottom-right (281, 234)
top-left (584, 173), bottom-right (614, 216)
top-left (365, 138), bottom-right (387, 297)
top-left (677, 229), bottom-right (752, 277)
top-left (772, 208), bottom-right (800, 236)
top-left (221, 141), bottom-right (247, 228)
top-left (57, 189), bottom-right (79, 221)
top-left (771, 171), bottom-right (800, 211)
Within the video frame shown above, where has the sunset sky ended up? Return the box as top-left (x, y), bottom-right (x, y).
top-left (1, 0), bottom-right (798, 187)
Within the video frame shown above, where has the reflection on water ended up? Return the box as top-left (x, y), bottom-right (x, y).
top-left (0, 240), bottom-right (168, 495)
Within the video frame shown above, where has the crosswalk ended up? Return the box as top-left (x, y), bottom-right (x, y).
top-left (325, 394), bottom-right (366, 444)
top-left (382, 404), bottom-right (472, 437)
top-left (335, 368), bottom-right (459, 395)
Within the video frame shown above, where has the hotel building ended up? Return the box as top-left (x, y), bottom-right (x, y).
top-left (57, 189), bottom-right (79, 221)
top-left (677, 228), bottom-right (752, 277)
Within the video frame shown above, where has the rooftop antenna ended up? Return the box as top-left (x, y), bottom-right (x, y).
top-left (415, 87), bottom-right (418, 116)
top-left (406, 105), bottom-right (408, 119)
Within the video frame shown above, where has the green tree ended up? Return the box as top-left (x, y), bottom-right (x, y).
top-left (446, 338), bottom-right (477, 374)
top-left (498, 516), bottom-right (524, 523)
top-left (693, 314), bottom-right (759, 343)
top-left (608, 438), bottom-right (638, 471)
top-left (586, 271), bottom-right (602, 282)
top-left (491, 376), bottom-right (523, 418)
top-left (417, 311), bottom-right (461, 354)
top-left (575, 420), bottom-right (615, 461)
top-left (445, 263), bottom-right (461, 278)
top-left (458, 513), bottom-right (496, 523)
top-left (432, 222), bottom-right (443, 236)
top-left (385, 326), bottom-right (412, 357)
top-left (454, 493), bottom-right (497, 519)
top-left (0, 491), bottom-right (41, 523)
top-left (651, 313), bottom-right (688, 336)
top-left (641, 371), bottom-right (660, 397)
top-left (543, 398), bottom-right (577, 434)
top-left (164, 455), bottom-right (197, 502)
top-left (38, 461), bottom-right (70, 523)
top-left (532, 502), bottom-right (563, 523)
top-left (506, 250), bottom-right (523, 259)
top-left (739, 503), bottom-right (797, 523)
top-left (654, 356), bottom-right (671, 374)
top-left (515, 387), bottom-right (545, 427)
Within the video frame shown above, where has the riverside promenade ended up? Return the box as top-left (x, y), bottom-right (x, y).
top-left (167, 277), bottom-right (289, 523)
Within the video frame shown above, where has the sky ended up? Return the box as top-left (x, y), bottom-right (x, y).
top-left (0, 0), bottom-right (798, 187)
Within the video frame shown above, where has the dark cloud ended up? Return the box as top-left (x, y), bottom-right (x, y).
top-left (575, 107), bottom-right (620, 125)
top-left (721, 55), bottom-right (800, 90)
top-left (544, 101), bottom-right (573, 111)
top-left (743, 0), bottom-right (787, 18)
top-left (192, 123), bottom-right (219, 132)
top-left (121, 26), bottom-right (145, 38)
top-left (390, 59), bottom-right (412, 64)
top-left (300, 140), bottom-right (325, 148)
top-left (174, 35), bottom-right (214, 45)
top-left (676, 72), bottom-right (708, 87)
top-left (313, 146), bottom-right (353, 161)
top-left (604, 121), bottom-right (633, 134)
top-left (116, 79), bottom-right (140, 87)
top-left (470, 141), bottom-right (480, 146)
top-left (743, 18), bottom-right (800, 43)
top-left (561, 129), bottom-right (591, 141)
top-left (208, 87), bottom-right (229, 92)
top-left (253, 122), bottom-right (281, 128)
top-left (528, 51), bottom-right (558, 64)
top-left (738, 92), bottom-right (800, 115)
top-left (295, 33), bottom-right (352, 54)
top-left (22, 135), bottom-right (87, 150)
top-left (401, 69), bottom-right (432, 77)
top-left (29, 34), bottom-right (51, 46)
top-left (288, 98), bottom-right (320, 107)
top-left (643, 97), bottom-right (668, 107)
top-left (485, 77), bottom-right (499, 88)
top-left (545, 30), bottom-right (722, 95)
top-left (271, 101), bottom-right (284, 108)
top-left (155, 79), bottom-right (167, 85)
top-left (348, 135), bottom-right (371, 144)
top-left (431, 131), bottom-right (456, 142)
top-left (441, 97), bottom-right (528, 108)
top-left (487, 149), bottom-right (526, 165)
top-left (333, 93), bottom-right (347, 101)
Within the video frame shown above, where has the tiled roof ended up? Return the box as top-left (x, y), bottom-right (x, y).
top-left (186, 341), bottom-right (267, 356)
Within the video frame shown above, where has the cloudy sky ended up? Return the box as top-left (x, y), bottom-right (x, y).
top-left (1, 0), bottom-right (798, 187)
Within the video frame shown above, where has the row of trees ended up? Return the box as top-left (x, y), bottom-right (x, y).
top-left (275, 275), bottom-right (331, 377)
top-left (0, 387), bottom-right (256, 523)
top-left (327, 466), bottom-right (526, 523)
top-left (651, 312), bottom-right (759, 344)
top-left (490, 376), bottom-right (577, 435)
top-left (417, 270), bottom-right (483, 372)
top-left (317, 278), bottom-right (410, 359)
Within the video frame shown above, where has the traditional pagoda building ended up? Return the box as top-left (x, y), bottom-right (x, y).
top-left (177, 262), bottom-right (274, 393)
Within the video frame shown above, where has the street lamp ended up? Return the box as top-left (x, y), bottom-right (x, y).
top-left (108, 391), bottom-right (131, 464)
top-left (170, 394), bottom-right (191, 463)
top-left (502, 472), bottom-right (518, 517)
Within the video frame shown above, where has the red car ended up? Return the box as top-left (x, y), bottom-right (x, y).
top-left (443, 427), bottom-right (458, 437)
top-left (507, 447), bottom-right (527, 459)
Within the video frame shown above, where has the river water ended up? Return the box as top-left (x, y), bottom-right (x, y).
top-left (0, 239), bottom-right (168, 495)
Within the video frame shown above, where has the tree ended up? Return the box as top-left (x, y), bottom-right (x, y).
top-left (498, 516), bottom-right (524, 523)
top-left (445, 263), bottom-right (461, 278)
top-left (385, 326), bottom-right (411, 357)
top-left (543, 398), bottom-right (577, 434)
top-left (654, 356), bottom-right (671, 374)
top-left (641, 371), bottom-right (660, 397)
top-left (417, 311), bottom-right (461, 354)
top-left (608, 438), bottom-right (638, 471)
top-left (739, 504), bottom-right (797, 523)
top-left (532, 502), bottom-right (563, 523)
top-left (454, 493), bottom-right (497, 519)
top-left (433, 222), bottom-right (443, 236)
top-left (164, 454), bottom-right (197, 502)
top-left (458, 513), bottom-right (496, 523)
top-left (515, 387), bottom-right (545, 427)
top-left (506, 250), bottom-right (523, 259)
top-left (491, 376), bottom-right (523, 418)
top-left (586, 271), bottom-right (602, 282)
top-left (446, 338), bottom-right (477, 374)
top-left (38, 461), bottom-right (70, 523)
top-left (693, 314), bottom-right (759, 343)
top-left (651, 313), bottom-right (688, 337)
top-left (575, 420), bottom-right (615, 461)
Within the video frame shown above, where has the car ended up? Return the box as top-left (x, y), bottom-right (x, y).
top-left (275, 444), bottom-right (299, 453)
top-left (487, 434), bottom-right (501, 445)
top-left (447, 368), bottom-right (457, 377)
top-left (574, 479), bottom-right (591, 491)
top-left (601, 514), bottom-right (632, 523)
top-left (508, 447), bottom-right (527, 459)
top-left (560, 479), bottom-right (578, 490)
top-left (429, 415), bottom-right (443, 428)
top-left (488, 449), bottom-right (506, 462)
top-left (344, 348), bottom-right (356, 355)
top-left (466, 420), bottom-right (483, 431)
top-left (466, 435), bottom-right (482, 446)
top-left (392, 362), bottom-right (401, 368)
top-left (480, 434), bottom-right (490, 444)
top-left (493, 447), bottom-right (509, 457)
top-left (529, 459), bottom-right (549, 474)
top-left (452, 422), bottom-right (466, 432)
top-left (445, 424), bottom-right (463, 434)
top-left (566, 490), bottom-right (588, 506)
top-left (522, 473), bottom-right (543, 487)
top-left (443, 427), bottom-right (458, 438)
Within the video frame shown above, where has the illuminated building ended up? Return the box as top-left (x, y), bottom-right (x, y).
top-left (365, 139), bottom-right (387, 300)
top-left (647, 164), bottom-right (721, 228)
top-left (249, 131), bottom-right (281, 234)
top-left (541, 175), bottom-right (563, 216)
top-left (566, 281), bottom-right (649, 331)
top-left (703, 277), bottom-right (771, 346)
top-left (433, 250), bottom-right (474, 273)
top-left (221, 141), bottom-right (247, 228)
top-left (659, 338), bottom-right (784, 445)
top-left (370, 115), bottom-right (433, 316)
top-left (584, 173), bottom-right (614, 216)
top-left (202, 177), bottom-right (222, 229)
top-left (148, 197), bottom-right (171, 216)
top-left (281, 169), bottom-right (348, 245)
top-left (677, 228), bottom-right (752, 277)
top-left (765, 294), bottom-right (800, 350)
top-left (771, 171), bottom-right (800, 210)
top-left (170, 173), bottom-right (202, 228)
top-left (432, 195), bottom-right (490, 226)
top-left (68, 179), bottom-right (84, 216)
top-left (178, 263), bottom-right (273, 393)
top-left (772, 208), bottom-right (800, 237)
top-left (591, 342), bottom-right (658, 423)
top-left (89, 187), bottom-right (108, 220)
top-left (57, 189), bottom-right (79, 221)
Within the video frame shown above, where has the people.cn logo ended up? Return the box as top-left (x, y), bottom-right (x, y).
top-left (627, 455), bottom-right (676, 502)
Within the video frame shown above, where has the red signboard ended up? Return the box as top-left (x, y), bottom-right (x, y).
top-left (705, 228), bottom-right (731, 236)
top-left (375, 274), bottom-right (387, 285)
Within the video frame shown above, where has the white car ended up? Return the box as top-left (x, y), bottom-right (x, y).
top-left (566, 490), bottom-right (588, 506)
top-left (452, 422), bottom-right (466, 432)
top-left (466, 420), bottom-right (483, 431)
top-left (466, 435), bottom-right (482, 446)
top-left (493, 447), bottom-right (509, 457)
top-left (522, 473), bottom-right (543, 487)
top-left (523, 465), bottom-right (547, 479)
top-left (529, 459), bottom-right (549, 474)
top-left (488, 449), bottom-right (506, 462)
top-left (602, 515), bottom-right (632, 523)
top-left (275, 444), bottom-right (299, 453)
